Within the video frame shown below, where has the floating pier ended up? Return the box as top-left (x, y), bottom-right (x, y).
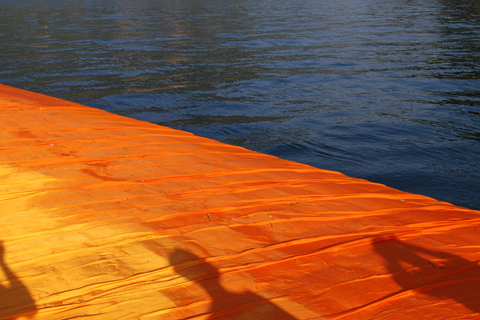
top-left (1, 84), bottom-right (479, 319)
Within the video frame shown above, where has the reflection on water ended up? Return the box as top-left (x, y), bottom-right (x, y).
top-left (0, 0), bottom-right (479, 209)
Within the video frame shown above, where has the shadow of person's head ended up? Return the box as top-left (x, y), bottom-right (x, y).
top-left (168, 248), bottom-right (298, 319)
top-left (169, 249), bottom-right (220, 282)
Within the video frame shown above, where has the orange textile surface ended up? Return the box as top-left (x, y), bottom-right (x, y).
top-left (0, 83), bottom-right (479, 320)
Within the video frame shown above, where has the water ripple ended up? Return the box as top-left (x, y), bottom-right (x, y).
top-left (1, 0), bottom-right (479, 209)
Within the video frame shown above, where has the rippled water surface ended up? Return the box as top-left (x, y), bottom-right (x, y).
top-left (1, 0), bottom-right (480, 209)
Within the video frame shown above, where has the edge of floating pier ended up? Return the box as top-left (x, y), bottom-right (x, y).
top-left (1, 84), bottom-right (479, 319)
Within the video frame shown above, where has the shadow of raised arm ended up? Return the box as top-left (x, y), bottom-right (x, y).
top-left (372, 236), bottom-right (480, 314)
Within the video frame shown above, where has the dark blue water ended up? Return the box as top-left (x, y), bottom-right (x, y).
top-left (1, 0), bottom-right (480, 210)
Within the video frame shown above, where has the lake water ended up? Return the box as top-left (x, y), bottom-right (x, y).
top-left (1, 0), bottom-right (479, 210)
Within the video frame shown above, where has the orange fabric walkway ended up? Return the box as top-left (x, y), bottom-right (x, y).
top-left (0, 84), bottom-right (479, 319)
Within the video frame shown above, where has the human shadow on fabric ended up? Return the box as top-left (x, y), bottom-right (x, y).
top-left (372, 236), bottom-right (480, 313)
top-left (0, 241), bottom-right (37, 319)
top-left (169, 249), bottom-right (297, 320)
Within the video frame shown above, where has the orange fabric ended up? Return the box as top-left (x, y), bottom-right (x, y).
top-left (0, 83), bottom-right (479, 319)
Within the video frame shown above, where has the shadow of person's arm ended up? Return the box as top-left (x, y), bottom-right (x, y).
top-left (373, 236), bottom-right (461, 264)
top-left (372, 236), bottom-right (450, 287)
top-left (0, 241), bottom-right (37, 319)
top-left (373, 237), bottom-right (480, 313)
top-left (395, 240), bottom-right (463, 262)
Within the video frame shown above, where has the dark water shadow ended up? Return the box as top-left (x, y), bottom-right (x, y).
top-left (0, 241), bottom-right (37, 319)
top-left (169, 249), bottom-right (297, 320)
top-left (372, 236), bottom-right (480, 314)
